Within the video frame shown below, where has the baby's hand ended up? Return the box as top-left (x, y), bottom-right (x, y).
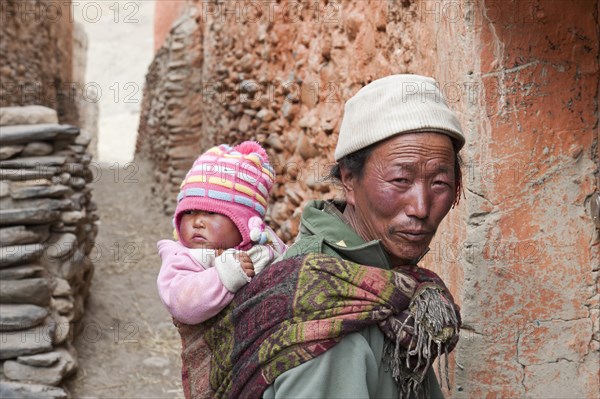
top-left (237, 252), bottom-right (255, 278)
top-left (246, 245), bottom-right (276, 275)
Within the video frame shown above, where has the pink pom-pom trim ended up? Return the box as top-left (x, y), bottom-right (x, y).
top-left (235, 141), bottom-right (268, 162)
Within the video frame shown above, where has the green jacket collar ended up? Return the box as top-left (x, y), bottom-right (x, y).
top-left (298, 200), bottom-right (392, 269)
top-left (299, 200), bottom-right (428, 269)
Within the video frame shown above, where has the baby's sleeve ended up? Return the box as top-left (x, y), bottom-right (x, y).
top-left (156, 240), bottom-right (235, 325)
top-left (209, 248), bottom-right (252, 292)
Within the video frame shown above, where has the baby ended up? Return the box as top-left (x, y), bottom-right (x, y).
top-left (157, 141), bottom-right (286, 325)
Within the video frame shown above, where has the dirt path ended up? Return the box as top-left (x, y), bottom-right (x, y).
top-left (66, 161), bottom-right (183, 398)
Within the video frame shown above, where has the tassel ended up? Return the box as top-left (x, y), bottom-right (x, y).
top-left (382, 284), bottom-right (460, 398)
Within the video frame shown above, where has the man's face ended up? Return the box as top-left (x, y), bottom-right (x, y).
top-left (342, 132), bottom-right (456, 265)
top-left (179, 210), bottom-right (242, 249)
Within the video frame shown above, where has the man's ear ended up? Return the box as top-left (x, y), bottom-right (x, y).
top-left (339, 166), bottom-right (356, 206)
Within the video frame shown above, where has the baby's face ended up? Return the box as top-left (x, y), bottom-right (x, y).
top-left (179, 210), bottom-right (242, 249)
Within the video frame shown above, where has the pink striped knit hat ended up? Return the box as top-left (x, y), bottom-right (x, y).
top-left (174, 141), bottom-right (275, 250)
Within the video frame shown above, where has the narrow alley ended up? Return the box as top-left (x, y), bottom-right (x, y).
top-left (66, 162), bottom-right (182, 398)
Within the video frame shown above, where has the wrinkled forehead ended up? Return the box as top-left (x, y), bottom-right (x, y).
top-left (369, 132), bottom-right (457, 162)
top-left (388, 161), bottom-right (455, 176)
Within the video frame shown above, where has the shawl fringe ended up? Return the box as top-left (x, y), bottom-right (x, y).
top-left (382, 284), bottom-right (460, 398)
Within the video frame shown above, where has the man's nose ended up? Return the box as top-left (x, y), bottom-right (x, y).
top-left (406, 184), bottom-right (429, 220)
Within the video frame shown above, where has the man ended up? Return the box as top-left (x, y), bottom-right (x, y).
top-left (263, 74), bottom-right (465, 398)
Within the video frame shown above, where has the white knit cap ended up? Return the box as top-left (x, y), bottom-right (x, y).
top-left (335, 74), bottom-right (465, 161)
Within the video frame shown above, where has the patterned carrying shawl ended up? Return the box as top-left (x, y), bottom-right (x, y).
top-left (175, 253), bottom-right (460, 399)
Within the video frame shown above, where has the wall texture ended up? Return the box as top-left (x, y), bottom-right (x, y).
top-left (138, 0), bottom-right (599, 396)
top-left (0, 0), bottom-right (75, 123)
top-left (155, 0), bottom-right (189, 52)
top-left (0, 106), bottom-right (98, 397)
top-left (453, 1), bottom-right (599, 397)
top-left (0, 0), bottom-right (98, 155)
top-left (0, 1), bottom-right (100, 395)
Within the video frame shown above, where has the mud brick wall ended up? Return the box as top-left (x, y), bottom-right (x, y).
top-left (0, 0), bottom-right (76, 124)
top-left (0, 0), bottom-right (98, 158)
top-left (0, 106), bottom-right (98, 397)
top-left (139, 1), bottom-right (599, 396)
top-left (137, 0), bottom-right (428, 241)
top-left (136, 12), bottom-right (205, 217)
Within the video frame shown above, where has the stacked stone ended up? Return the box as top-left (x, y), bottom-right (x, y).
top-left (0, 106), bottom-right (97, 398)
top-left (137, 14), bottom-right (204, 214)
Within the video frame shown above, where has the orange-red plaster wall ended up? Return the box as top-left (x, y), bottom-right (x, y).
top-left (420, 1), bottom-right (599, 397)
top-left (154, 0), bottom-right (188, 51)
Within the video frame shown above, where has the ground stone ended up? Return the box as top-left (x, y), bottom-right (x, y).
top-left (9, 178), bottom-right (53, 188)
top-left (0, 145), bottom-right (24, 160)
top-left (56, 248), bottom-right (87, 281)
top-left (0, 156), bottom-right (67, 169)
top-left (45, 234), bottom-right (77, 259)
top-left (0, 304), bottom-right (48, 331)
top-left (60, 211), bottom-right (84, 224)
top-left (0, 322), bottom-right (55, 359)
top-left (17, 351), bottom-right (60, 367)
top-left (296, 132), bottom-right (320, 160)
top-left (0, 381), bottom-right (68, 399)
top-left (1, 198), bottom-right (71, 212)
top-left (68, 177), bottom-right (86, 189)
top-left (256, 108), bottom-right (275, 122)
top-left (0, 278), bottom-right (51, 306)
top-left (22, 142), bottom-right (54, 157)
top-left (0, 168), bottom-right (58, 181)
top-left (265, 133), bottom-right (284, 151)
top-left (0, 106), bottom-right (59, 126)
top-left (0, 244), bottom-right (44, 268)
top-left (3, 347), bottom-right (77, 386)
top-left (0, 181), bottom-right (8, 197)
top-left (0, 226), bottom-right (41, 246)
top-left (10, 184), bottom-right (71, 200)
top-left (0, 208), bottom-right (60, 226)
top-left (52, 316), bottom-right (70, 345)
top-left (52, 278), bottom-right (72, 297)
top-left (0, 124), bottom-right (79, 146)
top-left (52, 298), bottom-right (73, 315)
top-left (0, 264), bottom-right (44, 280)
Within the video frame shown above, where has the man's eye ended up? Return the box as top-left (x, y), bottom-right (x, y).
top-left (433, 180), bottom-right (451, 187)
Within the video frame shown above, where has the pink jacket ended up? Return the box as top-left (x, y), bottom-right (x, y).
top-left (157, 236), bottom-right (286, 325)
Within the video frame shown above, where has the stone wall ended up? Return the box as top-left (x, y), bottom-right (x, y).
top-left (154, 0), bottom-right (190, 52)
top-left (137, 0), bottom-right (429, 241)
top-left (72, 21), bottom-right (98, 160)
top-left (1, 0), bottom-right (75, 124)
top-left (136, 10), bottom-right (205, 215)
top-left (0, 0), bottom-right (98, 155)
top-left (0, 106), bottom-right (97, 398)
top-left (138, 0), bottom-right (599, 396)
